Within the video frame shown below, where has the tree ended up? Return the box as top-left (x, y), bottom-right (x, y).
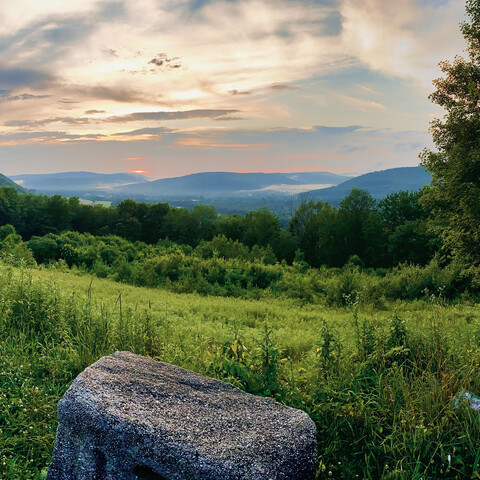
top-left (114, 199), bottom-right (143, 241)
top-left (420, 0), bottom-right (480, 264)
top-left (0, 224), bottom-right (16, 242)
top-left (0, 187), bottom-right (21, 228)
top-left (46, 195), bottom-right (71, 233)
top-left (378, 191), bottom-right (436, 265)
top-left (217, 214), bottom-right (245, 242)
top-left (242, 208), bottom-right (281, 248)
top-left (141, 203), bottom-right (170, 243)
top-left (338, 188), bottom-right (379, 265)
top-left (191, 205), bottom-right (218, 243)
top-left (289, 200), bottom-right (340, 267)
top-left (378, 191), bottom-right (425, 230)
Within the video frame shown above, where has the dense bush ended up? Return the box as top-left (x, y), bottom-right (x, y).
top-left (13, 228), bottom-right (478, 305)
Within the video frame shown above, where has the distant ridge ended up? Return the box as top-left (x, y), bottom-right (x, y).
top-left (10, 171), bottom-right (149, 192)
top-left (0, 173), bottom-right (28, 193)
top-left (304, 166), bottom-right (431, 204)
top-left (3, 168), bottom-right (433, 214)
top-left (115, 171), bottom-right (350, 197)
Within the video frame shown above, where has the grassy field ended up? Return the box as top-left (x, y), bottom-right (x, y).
top-left (1, 264), bottom-right (480, 479)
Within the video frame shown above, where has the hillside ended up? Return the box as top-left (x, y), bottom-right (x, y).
top-left (305, 166), bottom-right (431, 204)
top-left (0, 173), bottom-right (28, 193)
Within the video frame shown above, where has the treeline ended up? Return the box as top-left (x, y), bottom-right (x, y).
top-left (0, 186), bottom-right (439, 269)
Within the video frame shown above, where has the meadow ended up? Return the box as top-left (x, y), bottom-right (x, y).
top-left (2, 263), bottom-right (480, 479)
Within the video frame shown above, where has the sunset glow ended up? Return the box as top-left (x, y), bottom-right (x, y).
top-left (0, 0), bottom-right (467, 177)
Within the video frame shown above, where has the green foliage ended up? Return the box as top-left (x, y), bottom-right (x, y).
top-left (338, 188), bottom-right (378, 263)
top-left (379, 191), bottom-right (436, 265)
top-left (0, 225), bottom-right (35, 267)
top-left (289, 200), bottom-right (341, 267)
top-left (316, 320), bottom-right (342, 380)
top-left (256, 325), bottom-right (280, 396)
top-left (420, 0), bottom-right (480, 265)
top-left (0, 224), bottom-right (16, 242)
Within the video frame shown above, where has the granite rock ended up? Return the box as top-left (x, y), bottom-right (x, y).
top-left (47, 351), bottom-right (316, 480)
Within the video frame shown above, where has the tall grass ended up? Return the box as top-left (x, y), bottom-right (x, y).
top-left (1, 264), bottom-right (480, 479)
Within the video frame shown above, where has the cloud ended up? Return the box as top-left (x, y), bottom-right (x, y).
top-left (355, 84), bottom-right (380, 96)
top-left (98, 2), bottom-right (126, 20)
top-left (318, 9), bottom-right (343, 36)
top-left (0, 123), bottom-right (433, 176)
top-left (270, 84), bottom-right (300, 91)
top-left (313, 125), bottom-right (364, 135)
top-left (0, 17), bottom-right (95, 71)
top-left (107, 109), bottom-right (239, 122)
top-left (67, 85), bottom-right (154, 103)
top-left (174, 136), bottom-right (270, 150)
top-left (336, 93), bottom-right (386, 112)
top-left (58, 99), bottom-right (78, 105)
top-left (394, 141), bottom-right (423, 153)
top-left (339, 0), bottom-right (466, 88)
top-left (0, 66), bottom-right (55, 90)
top-left (0, 130), bottom-right (106, 145)
top-left (4, 116), bottom-right (91, 127)
top-left (148, 53), bottom-right (182, 69)
top-left (41, 22), bottom-right (92, 45)
top-left (0, 91), bottom-right (50, 102)
top-left (103, 48), bottom-right (118, 57)
top-left (0, 0), bottom-right (465, 177)
top-left (212, 116), bottom-right (245, 121)
top-left (337, 144), bottom-right (370, 155)
top-left (4, 109), bottom-right (238, 128)
top-left (113, 127), bottom-right (172, 136)
top-left (229, 89), bottom-right (251, 95)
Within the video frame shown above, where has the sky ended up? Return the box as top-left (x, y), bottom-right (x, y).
top-left (0, 0), bottom-right (468, 178)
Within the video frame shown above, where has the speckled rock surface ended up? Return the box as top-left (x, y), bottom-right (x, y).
top-left (46, 351), bottom-right (316, 480)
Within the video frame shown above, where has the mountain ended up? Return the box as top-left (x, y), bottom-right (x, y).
top-left (10, 171), bottom-right (149, 193)
top-left (115, 171), bottom-right (350, 197)
top-left (304, 167), bottom-right (431, 205)
top-left (0, 173), bottom-right (28, 193)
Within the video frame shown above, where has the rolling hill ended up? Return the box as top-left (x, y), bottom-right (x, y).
top-left (304, 166), bottom-right (431, 205)
top-left (114, 171), bottom-right (350, 197)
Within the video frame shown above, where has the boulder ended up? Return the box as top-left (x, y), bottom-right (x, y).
top-left (47, 351), bottom-right (316, 480)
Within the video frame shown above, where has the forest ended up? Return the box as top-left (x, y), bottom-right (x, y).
top-left (0, 185), bottom-right (434, 268)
